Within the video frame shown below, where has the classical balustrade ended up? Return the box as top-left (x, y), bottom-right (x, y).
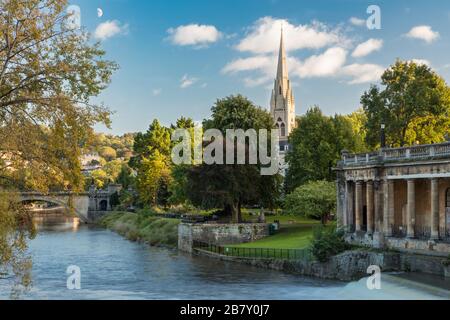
top-left (342, 141), bottom-right (450, 166)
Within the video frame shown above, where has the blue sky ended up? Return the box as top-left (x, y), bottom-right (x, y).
top-left (72, 0), bottom-right (450, 135)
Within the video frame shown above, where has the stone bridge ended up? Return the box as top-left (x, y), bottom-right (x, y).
top-left (19, 192), bottom-right (90, 222)
top-left (18, 185), bottom-right (122, 223)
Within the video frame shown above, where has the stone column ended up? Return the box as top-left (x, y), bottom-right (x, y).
top-left (407, 179), bottom-right (416, 238)
top-left (344, 181), bottom-right (349, 227)
top-left (355, 181), bottom-right (363, 232)
top-left (374, 181), bottom-right (381, 232)
top-left (347, 182), bottom-right (355, 232)
top-left (366, 181), bottom-right (374, 235)
top-left (383, 180), bottom-right (394, 237)
top-left (431, 178), bottom-right (439, 240)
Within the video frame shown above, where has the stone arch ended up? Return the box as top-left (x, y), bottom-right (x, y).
top-left (99, 199), bottom-right (108, 211)
top-left (19, 193), bottom-right (89, 222)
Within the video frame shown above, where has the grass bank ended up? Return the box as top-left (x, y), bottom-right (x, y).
top-left (99, 212), bottom-right (180, 247)
top-left (232, 215), bottom-right (335, 250)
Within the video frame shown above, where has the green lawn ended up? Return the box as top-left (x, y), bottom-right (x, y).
top-left (233, 222), bottom-right (322, 250)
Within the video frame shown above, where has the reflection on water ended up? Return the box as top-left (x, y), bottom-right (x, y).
top-left (33, 216), bottom-right (81, 232)
top-left (0, 220), bottom-right (448, 300)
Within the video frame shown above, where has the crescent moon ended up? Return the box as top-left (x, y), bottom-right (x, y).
top-left (97, 8), bottom-right (103, 18)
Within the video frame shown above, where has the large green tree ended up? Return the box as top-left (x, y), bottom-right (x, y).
top-left (284, 180), bottom-right (336, 224)
top-left (131, 119), bottom-right (172, 207)
top-left (0, 0), bottom-right (116, 294)
top-left (285, 107), bottom-right (365, 192)
top-left (185, 95), bottom-right (282, 223)
top-left (362, 60), bottom-right (450, 148)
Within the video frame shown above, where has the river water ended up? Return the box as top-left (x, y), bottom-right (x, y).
top-left (0, 219), bottom-right (448, 300)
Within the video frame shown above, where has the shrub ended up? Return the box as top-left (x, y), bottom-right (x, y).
top-left (310, 226), bottom-right (350, 262)
top-left (284, 180), bottom-right (336, 224)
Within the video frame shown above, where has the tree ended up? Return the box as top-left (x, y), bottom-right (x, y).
top-left (168, 117), bottom-right (195, 206)
top-left (99, 146), bottom-right (117, 161)
top-left (135, 150), bottom-right (170, 206)
top-left (185, 95), bottom-right (282, 223)
top-left (0, 0), bottom-right (117, 191)
top-left (0, 0), bottom-right (116, 295)
top-left (362, 60), bottom-right (450, 148)
top-left (131, 120), bottom-right (172, 206)
top-left (90, 169), bottom-right (109, 189)
top-left (284, 180), bottom-right (336, 224)
top-left (116, 163), bottom-right (135, 189)
top-left (285, 107), bottom-right (365, 192)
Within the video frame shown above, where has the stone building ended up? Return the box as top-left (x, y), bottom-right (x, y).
top-left (335, 142), bottom-right (450, 255)
top-left (88, 184), bottom-right (122, 212)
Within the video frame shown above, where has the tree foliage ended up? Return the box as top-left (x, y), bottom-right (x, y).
top-left (0, 0), bottom-right (116, 294)
top-left (131, 120), bottom-right (172, 206)
top-left (284, 180), bottom-right (336, 224)
top-left (362, 60), bottom-right (450, 148)
top-left (285, 107), bottom-right (366, 192)
top-left (185, 95), bottom-right (282, 222)
top-left (310, 226), bottom-right (350, 262)
top-left (0, 0), bottom-right (117, 191)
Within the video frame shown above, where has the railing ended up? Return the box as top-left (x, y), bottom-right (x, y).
top-left (392, 225), bottom-right (407, 238)
top-left (414, 225), bottom-right (431, 240)
top-left (342, 141), bottom-right (450, 166)
top-left (439, 227), bottom-right (450, 243)
top-left (192, 241), bottom-right (311, 261)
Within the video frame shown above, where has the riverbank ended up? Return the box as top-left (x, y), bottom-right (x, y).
top-left (193, 247), bottom-right (449, 282)
top-left (99, 211), bottom-right (180, 247)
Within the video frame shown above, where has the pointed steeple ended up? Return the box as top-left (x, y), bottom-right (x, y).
top-left (270, 24), bottom-right (296, 143)
top-left (276, 25), bottom-right (288, 84)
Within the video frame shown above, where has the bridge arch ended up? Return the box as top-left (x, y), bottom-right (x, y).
top-left (19, 193), bottom-right (90, 223)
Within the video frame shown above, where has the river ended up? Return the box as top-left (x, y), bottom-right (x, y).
top-left (0, 219), bottom-right (448, 300)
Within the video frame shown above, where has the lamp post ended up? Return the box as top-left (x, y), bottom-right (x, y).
top-left (380, 124), bottom-right (386, 148)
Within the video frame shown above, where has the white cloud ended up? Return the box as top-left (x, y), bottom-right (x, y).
top-left (349, 17), bottom-right (366, 27)
top-left (152, 89), bottom-right (162, 96)
top-left (222, 55), bottom-right (274, 74)
top-left (180, 74), bottom-right (198, 88)
top-left (340, 63), bottom-right (384, 84)
top-left (405, 25), bottom-right (440, 44)
top-left (167, 24), bottom-right (222, 47)
top-left (444, 64), bottom-right (450, 69)
top-left (410, 59), bottom-right (431, 67)
top-left (235, 17), bottom-right (349, 54)
top-left (94, 20), bottom-right (128, 40)
top-left (352, 39), bottom-right (383, 58)
top-left (294, 47), bottom-right (347, 78)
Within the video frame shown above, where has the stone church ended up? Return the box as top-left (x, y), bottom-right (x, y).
top-left (270, 29), bottom-right (296, 173)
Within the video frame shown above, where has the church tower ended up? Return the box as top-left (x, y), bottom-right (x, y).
top-left (270, 27), bottom-right (296, 152)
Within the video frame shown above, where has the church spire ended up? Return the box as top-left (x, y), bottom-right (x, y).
top-left (276, 25), bottom-right (288, 83)
top-left (270, 24), bottom-right (296, 144)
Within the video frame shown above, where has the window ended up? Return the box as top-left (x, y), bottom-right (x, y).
top-left (446, 188), bottom-right (450, 208)
top-left (277, 117), bottom-right (282, 122)
top-left (280, 123), bottom-right (286, 137)
top-left (279, 86), bottom-right (282, 95)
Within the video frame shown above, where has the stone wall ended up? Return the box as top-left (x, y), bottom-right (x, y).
top-left (347, 232), bottom-right (450, 256)
top-left (178, 223), bottom-right (270, 253)
top-left (194, 249), bottom-right (448, 281)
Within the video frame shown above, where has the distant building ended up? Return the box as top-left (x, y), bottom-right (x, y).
top-left (81, 152), bottom-right (102, 175)
top-left (336, 142), bottom-right (450, 255)
top-left (269, 28), bottom-right (297, 174)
